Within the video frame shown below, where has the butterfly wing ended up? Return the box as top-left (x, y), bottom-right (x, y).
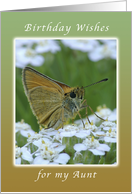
top-left (22, 67), bottom-right (71, 128)
top-left (27, 86), bottom-right (63, 127)
top-left (22, 67), bottom-right (71, 95)
top-left (42, 106), bottom-right (63, 129)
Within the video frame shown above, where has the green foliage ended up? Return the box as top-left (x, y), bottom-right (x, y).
top-left (16, 41), bottom-right (116, 132)
top-left (16, 131), bottom-right (28, 147)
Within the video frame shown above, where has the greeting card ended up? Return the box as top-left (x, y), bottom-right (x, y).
top-left (1, 10), bottom-right (131, 193)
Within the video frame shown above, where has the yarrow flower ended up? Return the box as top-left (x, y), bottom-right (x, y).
top-left (15, 39), bottom-right (61, 69)
top-left (61, 39), bottom-right (99, 52)
top-left (16, 47), bottom-right (44, 68)
top-left (74, 136), bottom-right (110, 155)
top-left (96, 105), bottom-right (112, 119)
top-left (100, 120), bottom-right (116, 128)
top-left (15, 120), bottom-right (35, 137)
top-left (15, 39), bottom-right (34, 48)
top-left (33, 140), bottom-right (70, 164)
top-left (88, 40), bottom-right (116, 61)
top-left (58, 124), bottom-right (91, 139)
top-left (16, 105), bottom-right (117, 165)
top-left (104, 128), bottom-right (117, 143)
top-left (35, 40), bottom-right (61, 53)
top-left (15, 146), bottom-right (33, 164)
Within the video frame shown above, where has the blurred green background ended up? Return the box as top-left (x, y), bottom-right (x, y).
top-left (16, 39), bottom-right (116, 132)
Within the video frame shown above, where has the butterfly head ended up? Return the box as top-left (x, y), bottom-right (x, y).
top-left (65, 87), bottom-right (84, 101)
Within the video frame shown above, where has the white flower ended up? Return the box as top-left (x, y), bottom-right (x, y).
top-left (91, 131), bottom-right (105, 137)
top-left (75, 130), bottom-right (90, 138)
top-left (53, 153), bottom-right (70, 164)
top-left (58, 123), bottom-right (91, 138)
top-left (32, 138), bottom-right (52, 148)
top-left (96, 105), bottom-right (112, 119)
top-left (52, 132), bottom-right (63, 143)
top-left (40, 128), bottom-right (58, 136)
top-left (16, 47), bottom-right (44, 68)
top-left (76, 115), bottom-right (97, 128)
top-left (59, 124), bottom-right (80, 132)
top-left (107, 109), bottom-right (117, 121)
top-left (35, 40), bottom-right (61, 53)
top-left (83, 136), bottom-right (100, 149)
top-left (74, 136), bottom-right (110, 155)
top-left (100, 40), bottom-right (116, 48)
top-left (104, 128), bottom-right (117, 143)
top-left (58, 125), bottom-right (80, 137)
top-left (61, 39), bottom-right (99, 52)
top-left (88, 40), bottom-right (116, 61)
top-left (85, 122), bottom-right (98, 131)
top-left (100, 121), bottom-right (116, 128)
top-left (15, 146), bottom-right (33, 164)
top-left (33, 140), bottom-right (70, 164)
top-left (15, 39), bottom-right (35, 48)
top-left (27, 133), bottom-right (44, 143)
top-left (73, 151), bottom-right (83, 160)
top-left (103, 126), bottom-right (116, 131)
top-left (15, 120), bottom-right (35, 137)
top-left (59, 130), bottom-right (77, 137)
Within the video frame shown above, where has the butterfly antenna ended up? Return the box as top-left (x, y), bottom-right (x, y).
top-left (83, 78), bottom-right (108, 89)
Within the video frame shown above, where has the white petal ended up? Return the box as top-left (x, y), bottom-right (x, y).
top-left (108, 113), bottom-right (117, 121)
top-left (50, 142), bottom-right (60, 148)
top-left (33, 138), bottom-right (51, 147)
top-left (28, 129), bottom-right (36, 136)
top-left (60, 131), bottom-right (76, 137)
top-left (20, 129), bottom-right (35, 137)
top-left (15, 158), bottom-right (21, 164)
top-left (33, 156), bottom-right (49, 164)
top-left (97, 143), bottom-right (110, 152)
top-left (89, 149), bottom-right (105, 155)
top-left (31, 55), bottom-right (45, 66)
top-left (20, 130), bottom-right (29, 137)
top-left (35, 46), bottom-right (50, 53)
top-left (54, 153), bottom-right (70, 164)
top-left (92, 131), bottom-right (105, 137)
top-left (102, 127), bottom-right (110, 131)
top-left (104, 137), bottom-right (117, 143)
top-left (75, 132), bottom-right (88, 138)
top-left (15, 128), bottom-right (19, 133)
top-left (88, 51), bottom-right (103, 62)
top-left (21, 147), bottom-right (33, 162)
top-left (73, 143), bottom-right (87, 152)
top-left (42, 130), bottom-right (58, 136)
top-left (16, 61), bottom-right (26, 68)
top-left (54, 145), bottom-right (66, 153)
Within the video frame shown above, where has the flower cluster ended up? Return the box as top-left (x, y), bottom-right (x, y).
top-left (61, 39), bottom-right (116, 61)
top-left (15, 39), bottom-right (116, 69)
top-left (15, 39), bottom-right (61, 68)
top-left (15, 106), bottom-right (117, 165)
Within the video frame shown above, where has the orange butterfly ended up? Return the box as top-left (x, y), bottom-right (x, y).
top-left (22, 67), bottom-right (108, 130)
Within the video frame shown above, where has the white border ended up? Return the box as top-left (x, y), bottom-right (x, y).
top-left (14, 37), bottom-right (118, 167)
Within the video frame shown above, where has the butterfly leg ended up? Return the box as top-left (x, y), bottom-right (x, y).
top-left (77, 111), bottom-right (85, 128)
top-left (81, 104), bottom-right (106, 122)
top-left (80, 100), bottom-right (91, 124)
top-left (88, 105), bottom-right (106, 121)
top-left (61, 107), bottom-right (64, 129)
top-left (62, 105), bottom-right (72, 129)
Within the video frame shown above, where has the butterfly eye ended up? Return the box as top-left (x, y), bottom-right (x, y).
top-left (70, 92), bottom-right (76, 98)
